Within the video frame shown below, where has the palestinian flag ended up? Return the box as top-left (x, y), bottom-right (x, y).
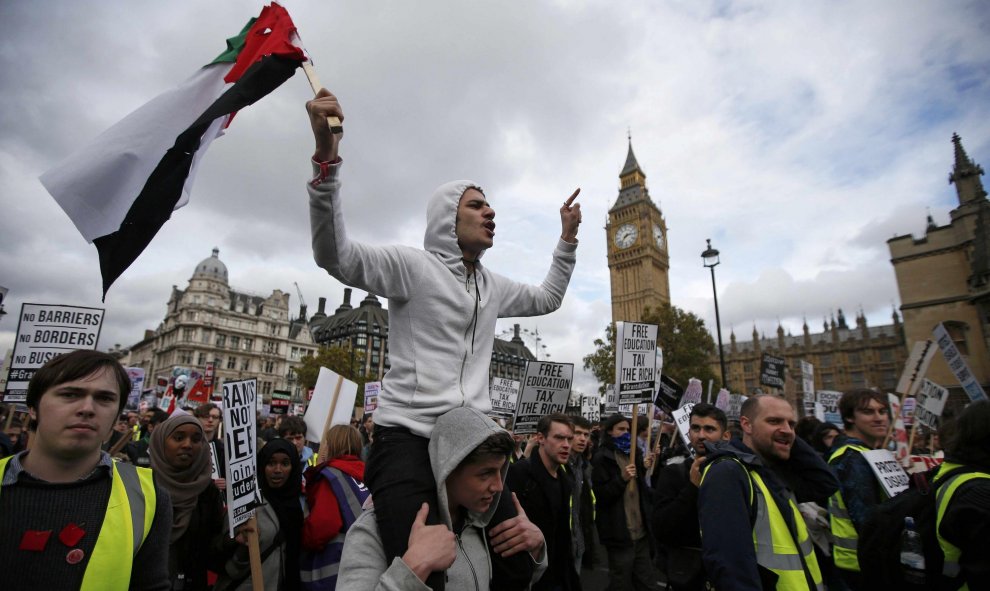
top-left (40, 3), bottom-right (306, 298)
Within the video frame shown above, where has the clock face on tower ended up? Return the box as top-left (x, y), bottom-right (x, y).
top-left (614, 223), bottom-right (638, 249)
top-left (653, 224), bottom-right (665, 250)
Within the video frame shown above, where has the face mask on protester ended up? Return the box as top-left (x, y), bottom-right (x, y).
top-left (611, 432), bottom-right (632, 455)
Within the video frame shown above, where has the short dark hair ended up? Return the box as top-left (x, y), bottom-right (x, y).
top-left (278, 416), bottom-right (307, 437)
top-left (795, 416), bottom-right (823, 443)
top-left (690, 403), bottom-right (728, 432)
top-left (537, 413), bottom-right (574, 436)
top-left (461, 431), bottom-right (515, 467)
top-left (838, 389), bottom-right (888, 430)
top-left (603, 413), bottom-right (630, 434)
top-left (147, 408), bottom-right (169, 426)
top-left (27, 350), bottom-right (131, 415)
top-left (572, 415), bottom-right (592, 431)
top-left (942, 400), bottom-right (990, 468)
top-left (193, 402), bottom-right (220, 418)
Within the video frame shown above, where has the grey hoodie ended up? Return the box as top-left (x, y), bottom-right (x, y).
top-left (337, 407), bottom-right (548, 590)
top-left (309, 163), bottom-right (577, 438)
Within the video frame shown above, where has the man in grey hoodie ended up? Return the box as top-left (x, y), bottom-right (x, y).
top-left (306, 89), bottom-right (580, 589)
top-left (338, 407), bottom-right (548, 590)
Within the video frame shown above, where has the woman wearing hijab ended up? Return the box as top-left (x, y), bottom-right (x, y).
top-left (213, 438), bottom-right (303, 591)
top-left (150, 413), bottom-right (225, 590)
top-left (300, 425), bottom-right (369, 590)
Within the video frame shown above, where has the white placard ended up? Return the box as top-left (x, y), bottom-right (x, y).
top-left (490, 377), bottom-right (520, 417)
top-left (125, 367), bottom-right (145, 411)
top-left (888, 393), bottom-right (909, 464)
top-left (222, 379), bottom-right (261, 532)
top-left (364, 381), bottom-right (381, 413)
top-left (304, 367), bottom-right (358, 443)
top-left (209, 440), bottom-right (221, 480)
top-left (914, 379), bottom-right (949, 428)
top-left (672, 403), bottom-right (696, 456)
top-left (581, 394), bottom-right (601, 424)
top-left (4, 303), bottom-right (104, 402)
top-left (512, 361), bottom-right (573, 434)
top-left (603, 384), bottom-right (618, 415)
top-left (714, 388), bottom-right (730, 411)
top-left (896, 340), bottom-right (938, 397)
top-left (862, 448), bottom-right (910, 497)
top-left (681, 378), bottom-right (703, 407)
top-left (615, 322), bottom-right (659, 404)
top-left (933, 323), bottom-right (988, 402)
top-left (816, 390), bottom-right (843, 425)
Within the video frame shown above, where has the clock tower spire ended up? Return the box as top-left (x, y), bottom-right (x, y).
top-left (607, 136), bottom-right (671, 324)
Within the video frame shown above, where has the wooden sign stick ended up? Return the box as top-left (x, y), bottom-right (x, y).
top-left (317, 376), bottom-right (344, 464)
top-left (645, 403), bottom-right (654, 453)
top-left (627, 403), bottom-right (639, 492)
top-left (301, 61), bottom-right (343, 134)
top-left (246, 515), bottom-right (265, 591)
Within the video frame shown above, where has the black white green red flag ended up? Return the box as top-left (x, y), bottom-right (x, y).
top-left (40, 3), bottom-right (306, 298)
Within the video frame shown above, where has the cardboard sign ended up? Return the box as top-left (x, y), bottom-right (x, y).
top-left (800, 360), bottom-right (814, 396)
top-left (4, 303), bottom-right (105, 402)
top-left (728, 394), bottom-right (745, 422)
top-left (816, 390), bottom-right (843, 425)
top-left (714, 388), bottom-right (731, 411)
top-left (292, 403), bottom-right (305, 416)
top-left (209, 440), bottom-right (222, 480)
top-left (896, 340), bottom-right (937, 397)
top-left (158, 389), bottom-right (175, 413)
top-left (489, 378), bottom-right (519, 417)
top-left (914, 379), bottom-right (949, 429)
top-left (672, 403), bottom-right (696, 456)
top-left (222, 379), bottom-right (261, 532)
top-left (618, 402), bottom-right (634, 418)
top-left (933, 323), bottom-right (988, 402)
top-left (615, 322), bottom-right (659, 404)
top-left (603, 384), bottom-right (618, 415)
top-left (512, 361), bottom-right (574, 435)
top-left (654, 374), bottom-right (683, 413)
top-left (304, 368), bottom-right (358, 443)
top-left (681, 378), bottom-right (703, 407)
top-left (901, 397), bottom-right (916, 427)
top-left (270, 390), bottom-right (291, 415)
top-left (888, 393), bottom-right (909, 464)
top-left (364, 381), bottom-right (381, 413)
top-left (862, 449), bottom-right (910, 497)
top-left (760, 353), bottom-right (785, 388)
top-left (582, 394), bottom-right (601, 424)
top-left (125, 367), bottom-right (145, 411)
top-left (203, 362), bottom-right (215, 388)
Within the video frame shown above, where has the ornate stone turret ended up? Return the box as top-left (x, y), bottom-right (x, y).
top-left (949, 133), bottom-right (986, 207)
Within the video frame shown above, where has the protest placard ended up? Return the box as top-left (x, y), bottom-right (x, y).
top-left (614, 322), bottom-right (659, 404)
top-left (582, 394), bottom-right (601, 423)
top-left (364, 381), bottom-right (381, 413)
top-left (933, 323), bottom-right (988, 402)
top-left (681, 378), bottom-right (703, 407)
top-left (618, 402), bottom-right (635, 418)
top-left (654, 374), bottom-right (683, 413)
top-left (714, 388), bottom-right (730, 411)
top-left (816, 390), bottom-right (842, 425)
top-left (270, 390), bottom-right (291, 415)
top-left (728, 394), bottom-right (745, 423)
top-left (914, 379), bottom-right (948, 429)
top-left (672, 403), bottom-right (696, 455)
top-left (901, 397), bottom-right (916, 427)
top-left (603, 384), bottom-right (618, 415)
top-left (887, 393), bottom-right (909, 464)
top-left (489, 377), bottom-right (519, 418)
top-left (896, 340), bottom-right (937, 397)
top-left (222, 379), bottom-right (262, 532)
top-left (304, 367), bottom-right (358, 444)
top-left (862, 449), bottom-right (910, 497)
top-left (3, 303), bottom-right (104, 402)
top-left (760, 353), bottom-right (785, 388)
top-left (907, 454), bottom-right (944, 475)
top-left (125, 367), bottom-right (145, 411)
top-left (292, 403), bottom-right (305, 416)
top-left (512, 361), bottom-right (574, 434)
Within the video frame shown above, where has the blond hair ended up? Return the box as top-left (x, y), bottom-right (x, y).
top-left (326, 424), bottom-right (363, 459)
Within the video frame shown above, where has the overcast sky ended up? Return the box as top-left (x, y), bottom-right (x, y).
top-left (2, 0), bottom-right (989, 395)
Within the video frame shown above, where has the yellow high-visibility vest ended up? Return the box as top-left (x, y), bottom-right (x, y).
top-left (827, 443), bottom-right (873, 572)
top-left (933, 461), bottom-right (990, 591)
top-left (0, 456), bottom-right (156, 590)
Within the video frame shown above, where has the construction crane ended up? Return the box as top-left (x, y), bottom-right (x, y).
top-left (294, 282), bottom-right (307, 319)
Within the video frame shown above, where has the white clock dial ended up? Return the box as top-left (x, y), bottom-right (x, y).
top-left (653, 224), bottom-right (665, 250)
top-left (614, 223), bottom-right (638, 249)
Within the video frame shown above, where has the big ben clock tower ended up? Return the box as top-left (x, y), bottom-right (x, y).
top-left (606, 137), bottom-right (671, 323)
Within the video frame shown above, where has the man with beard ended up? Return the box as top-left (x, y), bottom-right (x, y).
top-left (652, 403), bottom-right (730, 591)
top-left (826, 389), bottom-right (891, 589)
top-left (698, 395), bottom-right (837, 591)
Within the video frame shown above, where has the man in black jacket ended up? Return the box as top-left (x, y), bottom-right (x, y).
top-left (652, 403), bottom-right (730, 591)
top-left (593, 414), bottom-right (661, 591)
top-left (508, 413), bottom-right (582, 591)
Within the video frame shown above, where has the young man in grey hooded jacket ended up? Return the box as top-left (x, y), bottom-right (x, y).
top-left (337, 407), bottom-right (548, 590)
top-left (306, 89), bottom-right (580, 589)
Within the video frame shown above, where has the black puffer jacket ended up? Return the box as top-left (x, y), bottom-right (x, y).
top-left (591, 438), bottom-right (654, 552)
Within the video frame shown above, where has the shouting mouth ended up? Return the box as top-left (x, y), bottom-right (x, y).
top-left (483, 220), bottom-right (496, 237)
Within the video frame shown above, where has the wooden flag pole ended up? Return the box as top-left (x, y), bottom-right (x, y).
top-left (246, 515), bottom-right (265, 591)
top-left (301, 62), bottom-right (343, 134)
top-left (627, 403), bottom-right (639, 492)
top-left (906, 416), bottom-right (922, 456)
top-left (107, 430), bottom-right (132, 457)
top-left (645, 403), bottom-right (654, 453)
top-left (317, 376), bottom-right (344, 463)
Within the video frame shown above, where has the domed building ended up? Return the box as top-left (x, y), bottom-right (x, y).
top-left (124, 248), bottom-right (318, 403)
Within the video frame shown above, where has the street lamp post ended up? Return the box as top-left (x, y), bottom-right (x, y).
top-left (702, 238), bottom-right (728, 389)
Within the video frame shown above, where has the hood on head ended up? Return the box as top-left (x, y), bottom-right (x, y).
top-left (429, 407), bottom-right (508, 529)
top-left (424, 180), bottom-right (486, 264)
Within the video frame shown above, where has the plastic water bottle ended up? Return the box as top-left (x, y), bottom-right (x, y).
top-left (900, 516), bottom-right (926, 585)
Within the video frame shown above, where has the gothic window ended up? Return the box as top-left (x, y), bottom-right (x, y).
top-left (820, 354), bottom-right (832, 368)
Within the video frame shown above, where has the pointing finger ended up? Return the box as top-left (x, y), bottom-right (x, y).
top-left (564, 188), bottom-right (581, 207)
